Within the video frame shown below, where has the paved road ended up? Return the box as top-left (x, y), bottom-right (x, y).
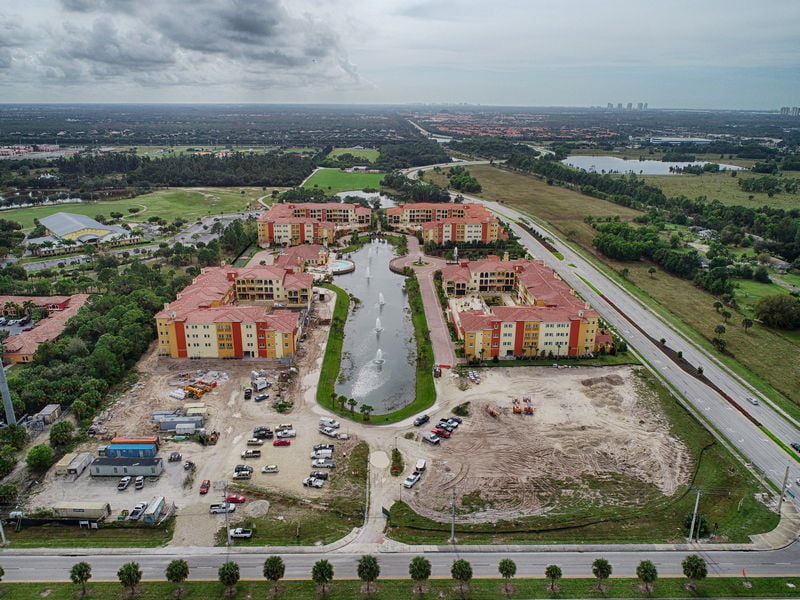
top-left (2, 545), bottom-right (799, 581)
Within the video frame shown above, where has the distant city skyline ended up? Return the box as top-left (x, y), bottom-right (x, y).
top-left (0, 0), bottom-right (798, 109)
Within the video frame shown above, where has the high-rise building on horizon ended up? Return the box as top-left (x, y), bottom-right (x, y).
top-left (626, 102), bottom-right (633, 110)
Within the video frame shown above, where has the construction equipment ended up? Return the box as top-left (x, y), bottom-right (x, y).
top-left (485, 405), bottom-right (498, 418)
top-left (183, 386), bottom-right (205, 398)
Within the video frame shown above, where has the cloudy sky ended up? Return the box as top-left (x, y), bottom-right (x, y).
top-left (1, 0), bottom-right (798, 108)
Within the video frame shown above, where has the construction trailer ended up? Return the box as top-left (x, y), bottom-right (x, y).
top-left (156, 415), bottom-right (204, 432)
top-left (66, 452), bottom-right (93, 476)
top-left (54, 452), bottom-right (78, 476)
top-left (52, 501), bottom-right (111, 520)
top-left (35, 404), bottom-right (61, 424)
top-left (110, 436), bottom-right (160, 449)
top-left (89, 457), bottom-right (164, 477)
top-left (142, 496), bottom-right (166, 524)
top-left (104, 443), bottom-right (158, 458)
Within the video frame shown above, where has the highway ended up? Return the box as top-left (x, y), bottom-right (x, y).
top-left (2, 546), bottom-right (800, 581)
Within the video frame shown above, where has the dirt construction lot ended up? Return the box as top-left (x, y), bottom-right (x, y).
top-left (27, 292), bottom-right (365, 546)
top-left (399, 365), bottom-right (692, 523)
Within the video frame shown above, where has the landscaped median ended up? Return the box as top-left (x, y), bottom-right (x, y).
top-left (4, 576), bottom-right (800, 599)
top-left (316, 275), bottom-right (436, 425)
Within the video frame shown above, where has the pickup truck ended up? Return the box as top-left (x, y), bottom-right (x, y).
top-left (403, 471), bottom-right (422, 489)
top-left (309, 471), bottom-right (329, 480)
top-left (319, 417), bottom-right (340, 428)
top-left (234, 464), bottom-right (253, 473)
top-left (117, 476), bottom-right (131, 491)
top-left (303, 477), bottom-right (325, 488)
top-left (229, 528), bottom-right (253, 539)
top-left (276, 429), bottom-right (296, 438)
top-left (232, 470), bottom-right (252, 480)
top-left (310, 449), bottom-right (333, 459)
top-left (246, 438), bottom-right (264, 446)
top-left (319, 426), bottom-right (338, 438)
top-left (311, 458), bottom-right (337, 468)
top-left (210, 502), bottom-right (236, 514)
top-left (313, 444), bottom-right (334, 451)
top-left (241, 449), bottom-right (262, 459)
top-left (129, 502), bottom-right (148, 520)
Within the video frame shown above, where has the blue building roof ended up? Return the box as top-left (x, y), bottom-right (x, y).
top-left (106, 443), bottom-right (157, 451)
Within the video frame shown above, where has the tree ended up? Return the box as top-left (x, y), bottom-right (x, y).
top-left (545, 564), bottom-right (562, 593)
top-left (70, 562), bottom-right (92, 597)
top-left (311, 559), bottom-right (334, 595)
top-left (681, 554), bottom-right (707, 591)
top-left (714, 324), bottom-right (726, 336)
top-left (498, 558), bottom-right (516, 595)
top-left (451, 559), bottom-right (473, 599)
top-left (263, 556), bottom-right (285, 597)
top-left (49, 421), bottom-right (74, 447)
top-left (347, 398), bottom-right (357, 414)
top-left (26, 444), bottom-right (54, 473)
top-left (409, 556), bottom-right (431, 595)
top-left (357, 554), bottom-right (380, 594)
top-left (636, 560), bottom-right (658, 594)
top-left (619, 267), bottom-right (629, 279)
top-left (713, 301), bottom-right (723, 312)
top-left (117, 562), bottom-right (142, 597)
top-left (648, 267), bottom-right (657, 278)
top-left (721, 310), bottom-right (731, 323)
top-left (165, 559), bottom-right (189, 597)
top-left (218, 561), bottom-right (240, 596)
top-left (754, 294), bottom-right (800, 330)
top-left (359, 404), bottom-right (374, 422)
top-left (591, 558), bottom-right (613, 592)
top-left (742, 318), bottom-right (753, 333)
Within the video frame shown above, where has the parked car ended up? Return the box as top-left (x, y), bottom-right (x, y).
top-left (228, 527), bottom-right (253, 539)
top-left (117, 476), bottom-right (131, 491)
top-left (129, 502), bottom-right (148, 520)
top-left (184, 460), bottom-right (195, 471)
top-left (314, 444), bottom-right (334, 451)
top-left (273, 439), bottom-right (291, 447)
top-left (446, 418), bottom-right (460, 429)
top-left (422, 433), bottom-right (440, 445)
top-left (415, 459), bottom-right (427, 472)
top-left (310, 449), bottom-right (333, 459)
top-left (247, 438), bottom-right (265, 446)
top-left (310, 471), bottom-right (329, 480)
top-left (319, 417), bottom-right (340, 428)
top-left (134, 476), bottom-right (145, 490)
top-left (244, 388), bottom-right (252, 400)
top-left (254, 394), bottom-right (269, 402)
top-left (261, 465), bottom-right (279, 473)
top-left (234, 464), bottom-right (254, 473)
top-left (311, 459), bottom-right (337, 468)
top-left (232, 470), bottom-right (252, 480)
top-left (303, 477), bottom-right (325, 488)
top-left (413, 415), bottom-right (430, 427)
top-left (791, 442), bottom-right (800, 452)
top-left (276, 429), bottom-right (296, 438)
top-left (433, 365), bottom-right (442, 378)
top-left (210, 502), bottom-right (235, 514)
top-left (403, 472), bottom-right (422, 489)
top-left (431, 427), bottom-right (451, 439)
top-left (199, 479), bottom-right (211, 494)
top-left (225, 494), bottom-right (246, 504)
top-left (241, 449), bottom-right (262, 458)
top-left (338, 432), bottom-right (350, 440)
top-left (319, 426), bottom-right (338, 438)
top-left (168, 452), bottom-right (182, 462)
top-left (0, 317), bottom-right (7, 325)
top-left (253, 426), bottom-right (273, 439)
top-left (276, 423), bottom-right (293, 431)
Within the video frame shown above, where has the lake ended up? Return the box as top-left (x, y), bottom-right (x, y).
top-left (336, 190), bottom-right (397, 208)
top-left (561, 155), bottom-right (745, 175)
top-left (334, 240), bottom-right (415, 415)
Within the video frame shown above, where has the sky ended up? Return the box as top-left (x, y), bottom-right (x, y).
top-left (0, 0), bottom-right (798, 109)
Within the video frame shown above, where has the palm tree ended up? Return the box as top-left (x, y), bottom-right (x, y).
top-left (545, 564), bottom-right (562, 593)
top-left (70, 562), bottom-right (92, 597)
top-left (451, 559), bottom-right (473, 599)
top-left (165, 559), bottom-right (189, 597)
top-left (721, 310), bottom-right (731, 324)
top-left (347, 398), bottom-right (357, 414)
top-left (359, 404), bottom-right (374, 422)
top-left (311, 559), bottom-right (334, 596)
top-left (408, 556), bottom-right (431, 595)
top-left (117, 562), bottom-right (142, 598)
top-left (713, 301), bottom-right (723, 312)
top-left (498, 558), bottom-right (516, 595)
top-left (714, 324), bottom-right (726, 336)
top-left (648, 267), bottom-right (657, 278)
top-left (21, 300), bottom-right (36, 316)
top-left (636, 560), bottom-right (658, 594)
top-left (681, 554), bottom-right (707, 591)
top-left (742, 318), bottom-right (753, 333)
top-left (263, 556), bottom-right (285, 597)
top-left (218, 561), bottom-right (240, 596)
top-left (591, 558), bottom-right (612, 592)
top-left (357, 555), bottom-right (380, 595)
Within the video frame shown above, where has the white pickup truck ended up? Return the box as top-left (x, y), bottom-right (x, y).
top-left (210, 502), bottom-right (236, 514)
top-left (229, 527), bottom-right (253, 539)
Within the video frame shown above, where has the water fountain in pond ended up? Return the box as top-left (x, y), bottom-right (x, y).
top-left (373, 348), bottom-right (385, 365)
top-left (375, 317), bottom-right (383, 333)
top-left (378, 292), bottom-right (385, 306)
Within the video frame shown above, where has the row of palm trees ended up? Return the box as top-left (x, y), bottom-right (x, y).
top-left (60, 553), bottom-right (710, 598)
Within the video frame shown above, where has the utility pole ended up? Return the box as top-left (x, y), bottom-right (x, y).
top-left (449, 489), bottom-right (456, 544)
top-left (0, 516), bottom-right (7, 545)
top-left (224, 483), bottom-right (231, 550)
top-left (0, 363), bottom-right (16, 425)
top-left (777, 466), bottom-right (790, 516)
top-left (688, 488), bottom-right (701, 543)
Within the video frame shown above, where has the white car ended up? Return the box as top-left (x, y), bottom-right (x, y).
top-left (319, 426), bottom-right (338, 438)
top-left (261, 465), bottom-right (279, 473)
top-left (319, 418), bottom-right (340, 428)
top-left (276, 429), bottom-right (296, 438)
top-left (311, 459), bottom-right (337, 468)
top-left (303, 477), bottom-right (325, 488)
top-left (403, 472), bottom-right (422, 489)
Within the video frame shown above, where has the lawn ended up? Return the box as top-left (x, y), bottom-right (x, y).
top-left (734, 279), bottom-right (791, 317)
top-left (329, 147), bottom-right (380, 162)
top-left (6, 519), bottom-right (174, 548)
top-left (387, 369), bottom-right (778, 545)
top-left (283, 146), bottom-right (318, 154)
top-left (462, 166), bottom-right (800, 419)
top-left (303, 168), bottom-right (386, 194)
top-left (642, 171), bottom-right (800, 210)
top-left (4, 578), bottom-right (800, 600)
top-left (0, 187), bottom-right (274, 230)
top-left (216, 442), bottom-right (368, 546)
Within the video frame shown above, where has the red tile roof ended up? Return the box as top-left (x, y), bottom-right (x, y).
top-left (4, 294), bottom-right (90, 357)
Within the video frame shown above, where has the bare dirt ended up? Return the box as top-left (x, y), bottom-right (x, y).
top-left (400, 366), bottom-right (691, 523)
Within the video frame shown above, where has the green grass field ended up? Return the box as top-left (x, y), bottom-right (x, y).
top-left (734, 279), bottom-right (792, 316)
top-left (1, 187), bottom-right (275, 230)
top-left (303, 168), bottom-right (385, 194)
top-left (6, 519), bottom-right (174, 548)
top-left (642, 171), bottom-right (800, 210)
top-left (4, 577), bottom-right (800, 600)
top-left (283, 147), bottom-right (318, 154)
top-left (387, 369), bottom-right (777, 545)
top-left (329, 147), bottom-right (380, 161)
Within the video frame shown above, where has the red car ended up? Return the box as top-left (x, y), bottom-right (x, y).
top-left (225, 494), bottom-right (246, 504)
top-left (273, 439), bottom-right (291, 447)
top-left (199, 479), bottom-right (211, 494)
top-left (431, 427), bottom-right (451, 439)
